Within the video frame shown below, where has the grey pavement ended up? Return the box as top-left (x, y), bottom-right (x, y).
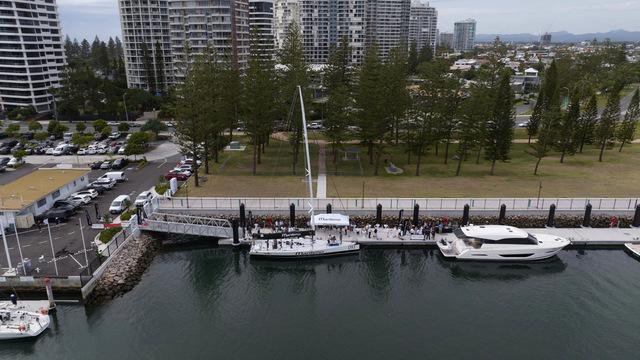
top-left (0, 155), bottom-right (180, 276)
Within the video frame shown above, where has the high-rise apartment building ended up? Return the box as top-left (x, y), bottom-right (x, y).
top-left (249, 0), bottom-right (275, 59)
top-left (169, 0), bottom-right (250, 80)
top-left (273, 0), bottom-right (365, 65)
top-left (365, 0), bottom-right (411, 59)
top-left (540, 32), bottom-right (552, 46)
top-left (118, 0), bottom-right (172, 91)
top-left (0, 0), bottom-right (66, 112)
top-left (408, 0), bottom-right (437, 54)
top-left (438, 31), bottom-right (453, 49)
top-left (119, 0), bottom-right (250, 88)
top-left (453, 18), bottom-right (476, 52)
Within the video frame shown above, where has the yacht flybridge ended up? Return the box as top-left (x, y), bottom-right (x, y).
top-left (248, 86), bottom-right (360, 259)
top-left (436, 225), bottom-right (570, 261)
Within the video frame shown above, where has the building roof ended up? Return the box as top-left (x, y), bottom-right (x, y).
top-left (0, 168), bottom-right (89, 211)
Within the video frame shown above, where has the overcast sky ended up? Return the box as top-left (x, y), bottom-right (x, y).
top-left (58, 0), bottom-right (640, 41)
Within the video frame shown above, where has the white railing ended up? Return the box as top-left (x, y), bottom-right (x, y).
top-left (157, 197), bottom-right (640, 212)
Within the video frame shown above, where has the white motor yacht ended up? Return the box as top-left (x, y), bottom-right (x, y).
top-left (436, 225), bottom-right (570, 261)
top-left (0, 307), bottom-right (50, 340)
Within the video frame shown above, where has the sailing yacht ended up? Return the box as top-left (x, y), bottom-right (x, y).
top-left (249, 87), bottom-right (360, 259)
top-left (0, 307), bottom-right (50, 340)
top-left (436, 225), bottom-right (570, 261)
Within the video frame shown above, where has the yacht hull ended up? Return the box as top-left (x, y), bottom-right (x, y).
top-left (249, 241), bottom-right (360, 260)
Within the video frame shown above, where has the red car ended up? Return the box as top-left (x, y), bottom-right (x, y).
top-left (164, 170), bottom-right (189, 181)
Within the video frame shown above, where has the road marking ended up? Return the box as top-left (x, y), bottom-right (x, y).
top-left (21, 244), bottom-right (31, 248)
top-left (8, 247), bottom-right (14, 250)
top-left (39, 241), bottom-right (48, 244)
top-left (54, 237), bottom-right (61, 240)
top-left (68, 253), bottom-right (84, 268)
top-left (67, 231), bottom-right (75, 235)
top-left (157, 158), bottom-right (167, 168)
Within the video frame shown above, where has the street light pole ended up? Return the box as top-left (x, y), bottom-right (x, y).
top-left (123, 93), bottom-right (129, 122)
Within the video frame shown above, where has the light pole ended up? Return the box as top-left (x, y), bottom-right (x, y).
top-left (122, 93), bottom-right (129, 122)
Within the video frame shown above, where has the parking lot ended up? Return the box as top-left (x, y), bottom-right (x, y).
top-left (0, 154), bottom-right (181, 276)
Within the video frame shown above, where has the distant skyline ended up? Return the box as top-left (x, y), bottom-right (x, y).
top-left (58, 0), bottom-right (640, 41)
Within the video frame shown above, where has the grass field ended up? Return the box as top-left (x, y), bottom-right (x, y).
top-left (325, 142), bottom-right (640, 197)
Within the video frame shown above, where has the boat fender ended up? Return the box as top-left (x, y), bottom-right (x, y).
top-left (18, 323), bottom-right (26, 332)
top-left (40, 307), bottom-right (49, 315)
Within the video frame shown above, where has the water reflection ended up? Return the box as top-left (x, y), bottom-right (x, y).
top-left (436, 255), bottom-right (567, 281)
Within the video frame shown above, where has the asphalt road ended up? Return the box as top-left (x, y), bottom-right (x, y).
top-left (0, 154), bottom-right (181, 276)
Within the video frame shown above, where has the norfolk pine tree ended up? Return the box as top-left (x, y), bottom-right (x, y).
top-left (277, 22), bottom-right (309, 175)
top-left (616, 88), bottom-right (639, 152)
top-left (323, 37), bottom-right (352, 175)
top-left (595, 88), bottom-right (620, 162)
top-left (527, 87), bottom-right (544, 143)
top-left (484, 72), bottom-right (515, 175)
top-left (243, 28), bottom-right (277, 175)
top-left (557, 93), bottom-right (580, 163)
top-left (576, 93), bottom-right (598, 153)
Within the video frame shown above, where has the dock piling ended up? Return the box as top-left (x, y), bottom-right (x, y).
top-left (583, 204), bottom-right (592, 227)
top-left (498, 204), bottom-right (506, 225)
top-left (240, 203), bottom-right (246, 229)
top-left (45, 278), bottom-right (56, 312)
top-left (289, 204), bottom-right (295, 228)
top-left (326, 204), bottom-right (332, 214)
top-left (376, 204), bottom-right (382, 225)
top-left (398, 209), bottom-right (404, 227)
top-left (547, 204), bottom-right (556, 227)
top-left (232, 219), bottom-right (239, 246)
top-left (462, 204), bottom-right (470, 226)
top-left (413, 204), bottom-right (419, 226)
top-left (633, 204), bottom-right (640, 228)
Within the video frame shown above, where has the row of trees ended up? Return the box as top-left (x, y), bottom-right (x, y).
top-left (172, 24), bottom-right (640, 182)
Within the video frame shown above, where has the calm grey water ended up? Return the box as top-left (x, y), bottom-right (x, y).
top-left (2, 247), bottom-right (640, 360)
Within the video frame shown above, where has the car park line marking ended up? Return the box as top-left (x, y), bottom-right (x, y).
top-left (68, 254), bottom-right (83, 268)
top-left (68, 231), bottom-right (75, 235)
top-left (157, 158), bottom-right (167, 168)
top-left (39, 241), bottom-right (48, 244)
top-left (8, 247), bottom-right (14, 250)
top-left (21, 244), bottom-right (31, 248)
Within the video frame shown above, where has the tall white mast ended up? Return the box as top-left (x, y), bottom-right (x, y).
top-left (298, 86), bottom-right (315, 230)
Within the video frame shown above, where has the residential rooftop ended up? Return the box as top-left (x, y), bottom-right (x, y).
top-left (0, 168), bottom-right (89, 211)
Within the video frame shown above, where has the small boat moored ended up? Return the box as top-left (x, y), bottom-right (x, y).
top-left (437, 225), bottom-right (570, 261)
top-left (0, 307), bottom-right (50, 340)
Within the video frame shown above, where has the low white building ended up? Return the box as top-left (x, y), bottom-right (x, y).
top-left (0, 169), bottom-right (89, 229)
top-left (450, 59), bottom-right (478, 71)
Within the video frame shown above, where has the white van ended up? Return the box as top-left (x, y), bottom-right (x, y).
top-left (99, 171), bottom-right (127, 182)
top-left (109, 195), bottom-right (131, 214)
top-left (63, 132), bottom-right (73, 142)
top-left (52, 144), bottom-right (70, 156)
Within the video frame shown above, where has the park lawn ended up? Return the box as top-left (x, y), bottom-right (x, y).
top-left (597, 83), bottom-right (637, 108)
top-left (202, 136), bottom-right (318, 176)
top-left (326, 142), bottom-right (640, 198)
top-left (177, 175), bottom-right (316, 197)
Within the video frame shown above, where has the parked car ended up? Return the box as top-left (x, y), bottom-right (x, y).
top-left (91, 178), bottom-right (116, 189)
top-left (117, 146), bottom-right (126, 155)
top-left (307, 122), bottom-right (323, 130)
top-left (181, 158), bottom-right (202, 167)
top-left (107, 121), bottom-right (118, 126)
top-left (0, 164), bottom-right (5, 172)
top-left (0, 157), bottom-right (10, 167)
top-left (99, 171), bottom-right (127, 182)
top-left (52, 144), bottom-right (70, 156)
top-left (89, 161), bottom-right (102, 170)
top-left (165, 171), bottom-right (189, 181)
top-left (109, 132), bottom-right (121, 140)
top-left (109, 195), bottom-right (131, 214)
top-left (77, 148), bottom-right (87, 155)
top-left (63, 132), bottom-right (73, 142)
top-left (135, 191), bottom-right (153, 207)
top-left (7, 157), bottom-right (24, 167)
top-left (72, 189), bottom-right (99, 199)
top-left (68, 194), bottom-right (92, 205)
top-left (39, 208), bottom-right (74, 223)
top-left (86, 183), bottom-right (108, 194)
top-left (100, 160), bottom-right (112, 169)
top-left (171, 168), bottom-right (192, 177)
top-left (52, 199), bottom-right (79, 211)
top-left (111, 158), bottom-right (128, 170)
